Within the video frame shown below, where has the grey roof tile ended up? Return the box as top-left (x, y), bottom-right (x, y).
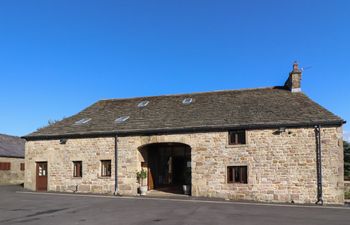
top-left (24, 87), bottom-right (344, 139)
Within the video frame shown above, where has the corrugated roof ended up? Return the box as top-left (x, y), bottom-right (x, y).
top-left (0, 134), bottom-right (25, 158)
top-left (24, 86), bottom-right (344, 140)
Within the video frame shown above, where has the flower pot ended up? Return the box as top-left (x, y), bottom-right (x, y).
top-left (140, 186), bottom-right (148, 196)
top-left (182, 185), bottom-right (191, 195)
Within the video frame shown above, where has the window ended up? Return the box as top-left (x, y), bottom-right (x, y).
top-left (0, 162), bottom-right (11, 170)
top-left (227, 166), bottom-right (248, 184)
top-left (228, 130), bottom-right (246, 145)
top-left (182, 98), bottom-right (193, 105)
top-left (137, 100), bottom-right (149, 108)
top-left (20, 163), bottom-right (25, 171)
top-left (74, 118), bottom-right (91, 125)
top-left (101, 160), bottom-right (111, 177)
top-left (115, 116), bottom-right (129, 124)
top-left (38, 163), bottom-right (47, 176)
top-left (73, 161), bottom-right (82, 177)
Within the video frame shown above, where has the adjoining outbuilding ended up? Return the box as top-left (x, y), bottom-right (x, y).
top-left (0, 134), bottom-right (25, 185)
top-left (23, 63), bottom-right (346, 205)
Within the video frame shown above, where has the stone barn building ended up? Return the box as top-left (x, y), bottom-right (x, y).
top-left (0, 134), bottom-right (25, 185)
top-left (23, 63), bottom-right (345, 204)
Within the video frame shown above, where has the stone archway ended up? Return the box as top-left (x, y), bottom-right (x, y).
top-left (138, 142), bottom-right (191, 195)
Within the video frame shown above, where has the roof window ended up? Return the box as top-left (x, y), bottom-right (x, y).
top-left (182, 98), bottom-right (193, 105)
top-left (137, 100), bottom-right (149, 108)
top-left (115, 116), bottom-right (130, 124)
top-left (74, 118), bottom-right (91, 125)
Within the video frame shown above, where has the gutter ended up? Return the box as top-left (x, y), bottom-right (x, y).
top-left (22, 120), bottom-right (346, 141)
top-left (0, 155), bottom-right (25, 159)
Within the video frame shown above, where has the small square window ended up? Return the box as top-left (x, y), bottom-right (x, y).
top-left (0, 162), bottom-right (11, 170)
top-left (101, 160), bottom-right (112, 177)
top-left (228, 130), bottom-right (246, 145)
top-left (73, 161), bottom-right (82, 177)
top-left (227, 166), bottom-right (248, 184)
top-left (20, 163), bottom-right (25, 171)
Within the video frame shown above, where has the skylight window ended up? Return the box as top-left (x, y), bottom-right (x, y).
top-left (115, 116), bottom-right (130, 124)
top-left (137, 100), bottom-right (149, 108)
top-left (182, 98), bottom-right (193, 105)
top-left (74, 118), bottom-right (91, 125)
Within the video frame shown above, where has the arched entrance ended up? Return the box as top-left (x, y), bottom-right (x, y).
top-left (139, 143), bottom-right (191, 195)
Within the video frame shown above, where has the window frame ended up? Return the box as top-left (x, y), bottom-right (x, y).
top-left (228, 130), bottom-right (247, 145)
top-left (101, 160), bottom-right (112, 177)
top-left (73, 161), bottom-right (82, 178)
top-left (227, 166), bottom-right (248, 184)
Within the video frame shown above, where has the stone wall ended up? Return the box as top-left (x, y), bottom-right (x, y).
top-left (25, 126), bottom-right (344, 204)
top-left (0, 157), bottom-right (25, 185)
top-left (25, 137), bottom-right (115, 193)
top-left (117, 127), bottom-right (343, 204)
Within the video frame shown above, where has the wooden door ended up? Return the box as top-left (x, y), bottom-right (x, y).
top-left (148, 167), bottom-right (154, 190)
top-left (147, 151), bottom-right (156, 190)
top-left (36, 162), bottom-right (48, 191)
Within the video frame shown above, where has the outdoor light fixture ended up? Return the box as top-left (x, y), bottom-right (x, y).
top-left (278, 127), bottom-right (286, 133)
top-left (59, 139), bottom-right (67, 144)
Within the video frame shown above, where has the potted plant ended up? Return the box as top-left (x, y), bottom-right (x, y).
top-left (136, 169), bottom-right (148, 196)
top-left (183, 167), bottom-right (191, 195)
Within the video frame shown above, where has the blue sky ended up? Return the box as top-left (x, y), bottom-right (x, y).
top-left (0, 0), bottom-right (349, 140)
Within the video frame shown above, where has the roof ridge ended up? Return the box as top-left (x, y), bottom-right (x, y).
top-left (99, 86), bottom-right (284, 102)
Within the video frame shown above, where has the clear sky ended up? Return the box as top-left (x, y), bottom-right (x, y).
top-left (0, 0), bottom-right (349, 140)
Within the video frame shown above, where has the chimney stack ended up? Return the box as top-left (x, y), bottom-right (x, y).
top-left (285, 61), bottom-right (302, 92)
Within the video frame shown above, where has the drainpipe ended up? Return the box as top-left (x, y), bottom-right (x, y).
top-left (114, 135), bottom-right (119, 195)
top-left (315, 125), bottom-right (323, 205)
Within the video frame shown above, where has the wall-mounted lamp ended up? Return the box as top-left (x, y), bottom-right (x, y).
top-left (59, 139), bottom-right (67, 144)
top-left (273, 127), bottom-right (290, 135)
top-left (278, 127), bottom-right (286, 133)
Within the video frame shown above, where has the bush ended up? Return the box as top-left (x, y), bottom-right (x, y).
top-left (136, 169), bottom-right (147, 186)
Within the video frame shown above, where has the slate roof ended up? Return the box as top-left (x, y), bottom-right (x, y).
top-left (24, 86), bottom-right (345, 140)
top-left (0, 134), bottom-right (25, 158)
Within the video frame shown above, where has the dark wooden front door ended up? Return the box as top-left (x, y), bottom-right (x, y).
top-left (36, 162), bottom-right (48, 191)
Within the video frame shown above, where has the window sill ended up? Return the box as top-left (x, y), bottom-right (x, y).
top-left (98, 176), bottom-right (112, 179)
top-left (227, 182), bottom-right (248, 185)
top-left (72, 177), bottom-right (82, 179)
top-left (225, 144), bottom-right (248, 148)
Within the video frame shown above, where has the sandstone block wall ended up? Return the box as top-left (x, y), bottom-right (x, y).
top-left (117, 127), bottom-right (343, 204)
top-left (25, 137), bottom-right (115, 193)
top-left (25, 126), bottom-right (344, 204)
top-left (0, 157), bottom-right (24, 185)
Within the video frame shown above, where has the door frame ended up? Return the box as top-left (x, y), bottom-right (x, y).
top-left (138, 142), bottom-right (191, 192)
top-left (36, 161), bottom-right (48, 192)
